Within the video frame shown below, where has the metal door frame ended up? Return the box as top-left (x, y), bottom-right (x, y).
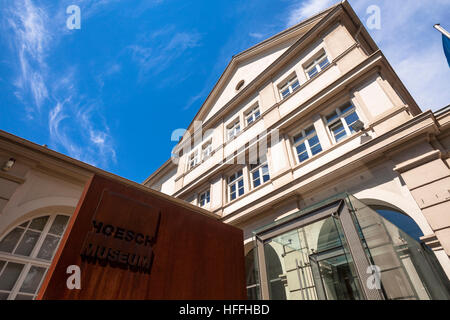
top-left (254, 196), bottom-right (384, 300)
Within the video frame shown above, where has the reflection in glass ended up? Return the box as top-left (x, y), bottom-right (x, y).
top-left (263, 216), bottom-right (362, 300)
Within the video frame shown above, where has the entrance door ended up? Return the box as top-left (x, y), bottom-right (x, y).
top-left (260, 215), bottom-right (363, 300)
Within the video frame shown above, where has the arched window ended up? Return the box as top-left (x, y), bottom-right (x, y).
top-left (0, 214), bottom-right (70, 300)
top-left (370, 205), bottom-right (424, 242)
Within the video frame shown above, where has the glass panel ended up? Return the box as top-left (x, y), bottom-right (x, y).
top-left (15, 230), bottom-right (40, 256)
top-left (19, 266), bottom-right (46, 294)
top-left (0, 260), bottom-right (5, 273)
top-left (310, 144), bottom-right (322, 156)
top-left (344, 112), bottom-right (359, 132)
top-left (331, 122), bottom-right (346, 142)
top-left (281, 88), bottom-right (290, 99)
top-left (49, 215), bottom-right (69, 236)
top-left (19, 222), bottom-right (29, 228)
top-left (263, 217), bottom-right (362, 300)
top-left (319, 57), bottom-right (330, 69)
top-left (15, 294), bottom-right (33, 300)
top-left (326, 111), bottom-right (338, 123)
top-left (298, 151), bottom-right (309, 163)
top-left (0, 228), bottom-right (24, 253)
top-left (254, 110), bottom-right (260, 119)
top-left (308, 68), bottom-right (318, 79)
top-left (304, 126), bottom-right (315, 136)
top-left (29, 216), bottom-right (49, 231)
top-left (0, 262), bottom-right (24, 291)
top-left (346, 195), bottom-right (450, 300)
top-left (0, 292), bottom-right (9, 300)
top-left (296, 143), bottom-right (306, 154)
top-left (37, 235), bottom-right (60, 261)
top-left (308, 135), bottom-right (319, 146)
top-left (291, 81), bottom-right (300, 91)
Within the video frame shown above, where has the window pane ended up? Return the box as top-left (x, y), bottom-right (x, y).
top-left (15, 230), bottom-right (40, 256)
top-left (0, 260), bottom-right (5, 273)
top-left (293, 134), bottom-right (304, 144)
top-left (308, 135), bottom-right (319, 146)
top-left (253, 178), bottom-right (261, 188)
top-left (238, 179), bottom-right (244, 188)
top-left (298, 152), bottom-right (309, 162)
top-left (344, 112), bottom-right (359, 131)
top-left (305, 126), bottom-right (315, 136)
top-left (0, 228), bottom-right (24, 253)
top-left (15, 294), bottom-right (33, 300)
top-left (296, 143), bottom-right (307, 154)
top-left (49, 215), bottom-right (69, 236)
top-left (326, 111), bottom-right (338, 123)
top-left (0, 292), bottom-right (9, 300)
top-left (238, 187), bottom-right (244, 196)
top-left (237, 170), bottom-right (243, 177)
top-left (247, 116), bottom-right (253, 125)
top-left (311, 144), bottom-right (323, 156)
top-left (281, 89), bottom-right (290, 99)
top-left (334, 130), bottom-right (347, 142)
top-left (37, 235), bottom-right (60, 261)
top-left (319, 57), bottom-right (330, 69)
top-left (230, 184), bottom-right (236, 193)
top-left (291, 81), bottom-right (300, 91)
top-left (0, 262), bottom-right (24, 291)
top-left (19, 222), bottom-right (29, 228)
top-left (308, 67), bottom-right (318, 79)
top-left (19, 266), bottom-right (46, 294)
top-left (340, 104), bottom-right (353, 114)
top-left (254, 110), bottom-right (260, 119)
top-left (230, 192), bottom-right (236, 201)
top-left (29, 216), bottom-right (49, 231)
top-left (252, 170), bottom-right (260, 181)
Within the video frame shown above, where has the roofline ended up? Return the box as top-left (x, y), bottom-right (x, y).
top-left (183, 2), bottom-right (341, 134)
top-left (0, 129), bottom-right (217, 219)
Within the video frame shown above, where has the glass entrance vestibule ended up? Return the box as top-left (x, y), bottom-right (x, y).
top-left (252, 194), bottom-right (450, 300)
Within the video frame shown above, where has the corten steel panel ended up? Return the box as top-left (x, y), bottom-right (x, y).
top-left (37, 174), bottom-right (246, 300)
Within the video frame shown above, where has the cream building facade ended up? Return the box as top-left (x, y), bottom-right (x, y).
top-left (143, 1), bottom-right (450, 299)
top-left (1, 0), bottom-right (450, 300)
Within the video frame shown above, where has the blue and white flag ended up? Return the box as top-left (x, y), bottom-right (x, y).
top-left (443, 34), bottom-right (450, 67)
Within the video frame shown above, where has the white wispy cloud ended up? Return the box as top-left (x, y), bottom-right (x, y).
top-left (128, 29), bottom-right (202, 80)
top-left (4, 0), bottom-right (117, 167)
top-left (286, 0), bottom-right (334, 27)
top-left (249, 32), bottom-right (265, 39)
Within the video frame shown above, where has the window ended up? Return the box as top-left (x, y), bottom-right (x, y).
top-left (188, 150), bottom-right (199, 170)
top-left (326, 103), bottom-right (360, 143)
top-left (0, 214), bottom-right (70, 300)
top-left (199, 190), bottom-right (211, 208)
top-left (293, 125), bottom-right (323, 163)
top-left (305, 51), bottom-right (330, 80)
top-left (228, 169), bottom-right (244, 201)
top-left (245, 105), bottom-right (261, 126)
top-left (250, 157), bottom-right (270, 188)
top-left (235, 80), bottom-right (245, 91)
top-left (202, 141), bottom-right (212, 161)
top-left (279, 75), bottom-right (300, 99)
top-left (227, 120), bottom-right (241, 141)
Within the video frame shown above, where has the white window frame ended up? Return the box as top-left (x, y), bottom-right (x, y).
top-left (249, 158), bottom-right (270, 189)
top-left (198, 189), bottom-right (211, 208)
top-left (0, 213), bottom-right (71, 300)
top-left (227, 119), bottom-right (241, 141)
top-left (245, 105), bottom-right (261, 126)
top-left (279, 74), bottom-right (300, 100)
top-left (228, 169), bottom-right (245, 202)
top-left (292, 125), bottom-right (323, 164)
top-left (188, 150), bottom-right (199, 170)
top-left (201, 141), bottom-right (212, 161)
top-left (325, 103), bottom-right (360, 144)
top-left (305, 51), bottom-right (330, 80)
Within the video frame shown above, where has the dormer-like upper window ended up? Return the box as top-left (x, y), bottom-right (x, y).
top-left (188, 150), bottom-right (199, 170)
top-left (227, 120), bottom-right (241, 141)
top-left (279, 74), bottom-right (300, 100)
top-left (245, 105), bottom-right (261, 126)
top-left (305, 51), bottom-right (330, 80)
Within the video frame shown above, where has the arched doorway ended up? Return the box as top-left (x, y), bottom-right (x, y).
top-left (0, 214), bottom-right (70, 300)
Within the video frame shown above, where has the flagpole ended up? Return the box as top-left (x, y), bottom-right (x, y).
top-left (434, 24), bottom-right (450, 39)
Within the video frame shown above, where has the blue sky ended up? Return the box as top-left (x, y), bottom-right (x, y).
top-left (1, 0), bottom-right (449, 183)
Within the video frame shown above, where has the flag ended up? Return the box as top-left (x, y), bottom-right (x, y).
top-left (443, 34), bottom-right (450, 67)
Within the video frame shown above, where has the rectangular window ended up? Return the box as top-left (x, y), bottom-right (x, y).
top-left (245, 105), bottom-right (261, 126)
top-left (227, 120), bottom-right (241, 141)
top-left (305, 51), bottom-right (330, 80)
top-left (202, 141), bottom-right (212, 161)
top-left (326, 103), bottom-right (360, 143)
top-left (188, 150), bottom-right (199, 170)
top-left (228, 169), bottom-right (244, 201)
top-left (199, 190), bottom-right (210, 208)
top-left (250, 157), bottom-right (270, 189)
top-left (279, 75), bottom-right (300, 100)
top-left (293, 125), bottom-right (323, 163)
